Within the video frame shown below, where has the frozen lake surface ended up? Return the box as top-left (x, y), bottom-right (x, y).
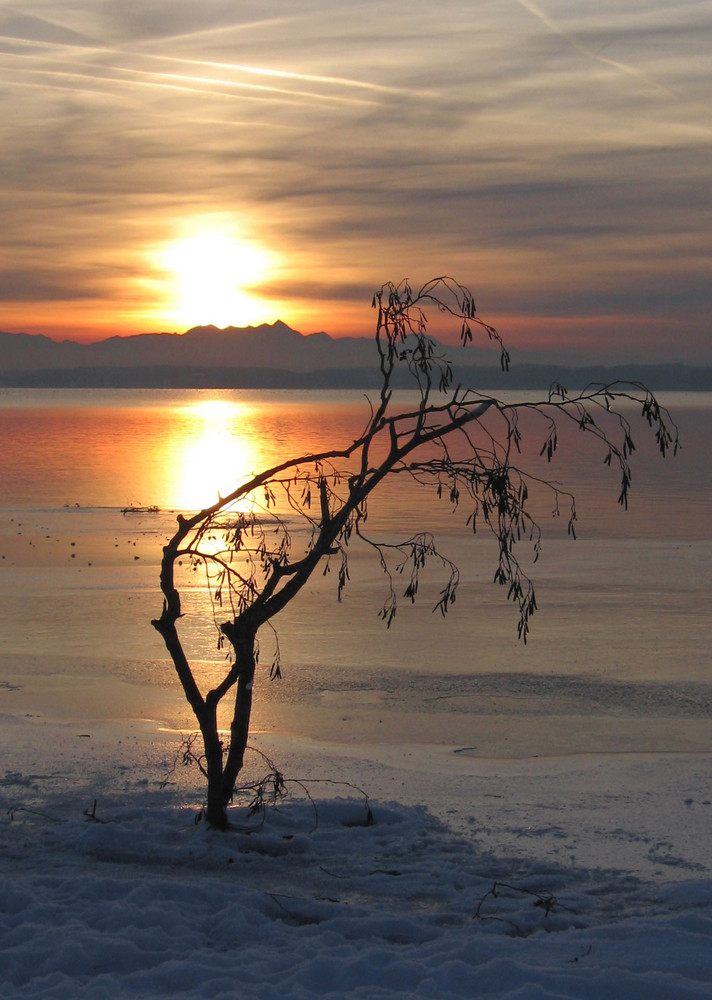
top-left (0, 389), bottom-right (710, 997)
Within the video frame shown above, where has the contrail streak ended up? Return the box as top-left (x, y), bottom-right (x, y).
top-left (513, 0), bottom-right (677, 99)
top-left (0, 19), bottom-right (427, 102)
top-left (144, 53), bottom-right (416, 98)
top-left (0, 57), bottom-right (378, 108)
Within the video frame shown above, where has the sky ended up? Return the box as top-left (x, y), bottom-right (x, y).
top-left (0, 0), bottom-right (710, 364)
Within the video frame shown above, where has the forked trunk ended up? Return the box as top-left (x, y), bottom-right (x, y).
top-left (203, 628), bottom-right (257, 829)
top-left (201, 708), bottom-right (229, 830)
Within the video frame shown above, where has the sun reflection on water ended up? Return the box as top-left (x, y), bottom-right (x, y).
top-left (170, 398), bottom-right (262, 511)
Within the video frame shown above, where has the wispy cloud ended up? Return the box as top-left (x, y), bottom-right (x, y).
top-left (3, 58), bottom-right (381, 108)
top-left (513, 0), bottom-right (674, 93)
top-left (146, 54), bottom-right (423, 98)
top-left (0, 0), bottom-right (710, 361)
top-left (512, 0), bottom-right (711, 128)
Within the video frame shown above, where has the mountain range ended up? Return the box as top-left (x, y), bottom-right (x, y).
top-left (1, 321), bottom-right (710, 390)
top-left (0, 321), bottom-right (379, 372)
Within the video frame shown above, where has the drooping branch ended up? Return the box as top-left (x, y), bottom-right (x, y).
top-left (152, 275), bottom-right (679, 826)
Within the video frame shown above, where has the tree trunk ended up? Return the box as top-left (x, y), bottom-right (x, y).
top-left (200, 704), bottom-right (229, 830)
top-left (199, 630), bottom-right (257, 829)
top-left (220, 631), bottom-right (256, 810)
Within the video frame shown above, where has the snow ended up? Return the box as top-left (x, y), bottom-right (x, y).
top-left (0, 392), bottom-right (710, 997)
top-left (1, 726), bottom-right (711, 999)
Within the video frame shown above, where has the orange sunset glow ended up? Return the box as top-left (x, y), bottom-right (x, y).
top-left (2, 4), bottom-right (712, 985)
top-left (1, 3), bottom-right (711, 362)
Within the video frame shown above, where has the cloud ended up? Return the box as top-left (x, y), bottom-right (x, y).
top-left (0, 10), bottom-right (99, 47)
top-left (0, 269), bottom-right (99, 302)
top-left (0, 0), bottom-right (710, 358)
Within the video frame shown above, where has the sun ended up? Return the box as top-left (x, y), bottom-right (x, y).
top-left (157, 228), bottom-right (274, 329)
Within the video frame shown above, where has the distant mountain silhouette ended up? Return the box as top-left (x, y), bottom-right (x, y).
top-left (1, 322), bottom-right (710, 390)
top-left (0, 321), bottom-right (366, 371)
top-left (0, 320), bottom-right (492, 374)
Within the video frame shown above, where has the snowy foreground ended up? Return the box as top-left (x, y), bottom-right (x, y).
top-left (1, 728), bottom-right (711, 1000)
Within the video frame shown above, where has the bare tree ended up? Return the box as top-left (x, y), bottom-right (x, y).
top-left (152, 278), bottom-right (678, 829)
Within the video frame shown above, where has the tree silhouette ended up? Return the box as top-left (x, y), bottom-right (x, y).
top-left (152, 278), bottom-right (678, 829)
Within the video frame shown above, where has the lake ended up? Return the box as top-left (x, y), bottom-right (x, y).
top-left (0, 388), bottom-right (710, 759)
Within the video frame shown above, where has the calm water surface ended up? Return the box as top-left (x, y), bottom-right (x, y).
top-left (1, 389), bottom-right (710, 755)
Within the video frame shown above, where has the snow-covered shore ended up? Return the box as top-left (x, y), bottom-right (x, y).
top-left (2, 723), bottom-right (710, 999)
top-left (1, 390), bottom-right (710, 997)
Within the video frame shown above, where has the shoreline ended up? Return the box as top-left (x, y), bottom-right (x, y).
top-left (5, 714), bottom-right (711, 884)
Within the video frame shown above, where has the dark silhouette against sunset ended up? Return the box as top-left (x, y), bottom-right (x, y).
top-left (1, 5), bottom-right (711, 998)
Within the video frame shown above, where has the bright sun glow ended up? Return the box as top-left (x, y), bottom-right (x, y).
top-left (171, 399), bottom-right (260, 510)
top-left (159, 228), bottom-right (273, 329)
